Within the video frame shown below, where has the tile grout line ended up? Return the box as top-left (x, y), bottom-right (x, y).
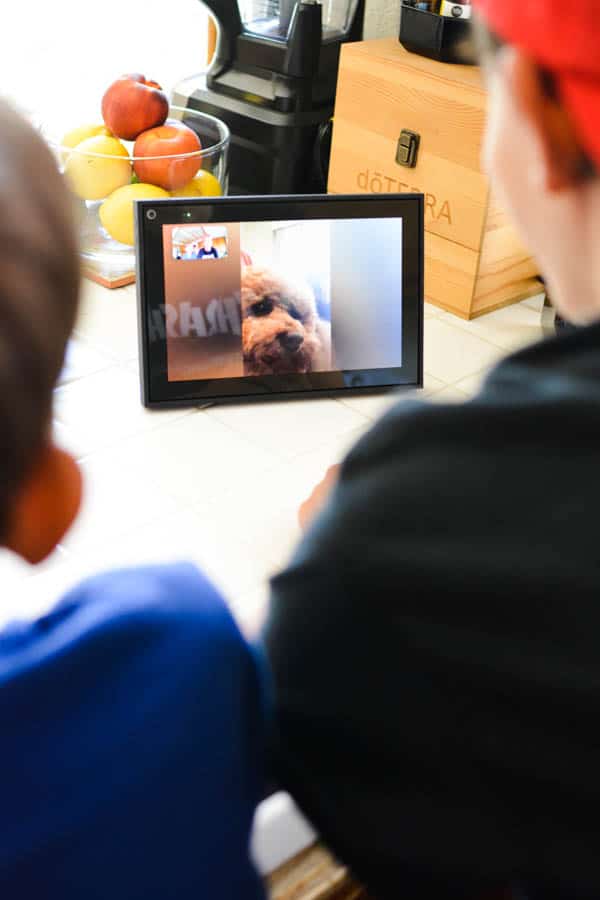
top-left (431, 309), bottom-right (544, 355)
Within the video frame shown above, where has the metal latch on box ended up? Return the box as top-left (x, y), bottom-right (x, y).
top-left (396, 130), bottom-right (420, 168)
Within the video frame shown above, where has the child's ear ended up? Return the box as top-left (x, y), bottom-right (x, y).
top-left (5, 443), bottom-right (82, 564)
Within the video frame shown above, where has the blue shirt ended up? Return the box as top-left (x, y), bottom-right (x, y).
top-left (0, 563), bottom-right (268, 899)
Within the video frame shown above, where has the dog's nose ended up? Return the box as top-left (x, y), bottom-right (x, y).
top-left (278, 332), bottom-right (304, 352)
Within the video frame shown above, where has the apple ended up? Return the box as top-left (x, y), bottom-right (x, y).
top-left (133, 120), bottom-right (202, 191)
top-left (101, 74), bottom-right (168, 141)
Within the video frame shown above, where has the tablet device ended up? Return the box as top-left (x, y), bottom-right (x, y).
top-left (135, 193), bottom-right (423, 407)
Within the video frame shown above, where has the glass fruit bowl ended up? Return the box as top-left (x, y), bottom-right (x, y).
top-left (52, 107), bottom-right (230, 284)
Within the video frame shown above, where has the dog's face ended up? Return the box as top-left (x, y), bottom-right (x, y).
top-left (241, 266), bottom-right (320, 375)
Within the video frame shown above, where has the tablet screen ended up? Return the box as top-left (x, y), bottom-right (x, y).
top-left (136, 194), bottom-right (423, 407)
top-left (161, 218), bottom-right (404, 383)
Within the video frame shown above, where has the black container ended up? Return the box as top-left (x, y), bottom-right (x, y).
top-left (399, 4), bottom-right (476, 65)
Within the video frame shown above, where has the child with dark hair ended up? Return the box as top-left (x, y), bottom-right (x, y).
top-left (0, 99), bottom-right (267, 899)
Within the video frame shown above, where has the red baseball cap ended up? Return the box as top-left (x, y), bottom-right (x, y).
top-left (473, 0), bottom-right (600, 168)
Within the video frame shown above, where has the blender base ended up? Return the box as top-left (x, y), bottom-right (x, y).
top-left (173, 76), bottom-right (332, 195)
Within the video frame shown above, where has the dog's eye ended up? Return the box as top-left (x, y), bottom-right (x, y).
top-left (249, 297), bottom-right (274, 317)
top-left (288, 304), bottom-right (303, 321)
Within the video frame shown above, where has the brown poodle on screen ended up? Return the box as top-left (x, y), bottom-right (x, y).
top-left (241, 266), bottom-right (331, 375)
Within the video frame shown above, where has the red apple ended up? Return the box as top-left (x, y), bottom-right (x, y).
top-left (133, 120), bottom-right (202, 191)
top-left (101, 74), bottom-right (168, 141)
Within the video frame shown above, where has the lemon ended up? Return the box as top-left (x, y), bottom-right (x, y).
top-left (100, 182), bottom-right (169, 246)
top-left (64, 135), bottom-right (131, 201)
top-left (60, 123), bottom-right (112, 163)
top-left (172, 170), bottom-right (222, 198)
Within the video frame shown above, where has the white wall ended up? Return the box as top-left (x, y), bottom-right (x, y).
top-left (0, 0), bottom-right (208, 136)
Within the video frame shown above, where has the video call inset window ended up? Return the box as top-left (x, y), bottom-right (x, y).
top-left (172, 225), bottom-right (229, 261)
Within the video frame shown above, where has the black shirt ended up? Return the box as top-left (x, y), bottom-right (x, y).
top-left (264, 323), bottom-right (600, 900)
top-left (197, 247), bottom-right (218, 259)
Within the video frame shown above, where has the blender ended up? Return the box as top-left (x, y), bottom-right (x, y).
top-left (172, 0), bottom-right (363, 195)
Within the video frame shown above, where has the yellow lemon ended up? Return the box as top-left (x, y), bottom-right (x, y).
top-left (172, 170), bottom-right (223, 198)
top-left (60, 123), bottom-right (112, 163)
top-left (64, 135), bottom-right (131, 201)
top-left (100, 182), bottom-right (169, 246)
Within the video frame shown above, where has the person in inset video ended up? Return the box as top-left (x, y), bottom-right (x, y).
top-left (197, 234), bottom-right (219, 260)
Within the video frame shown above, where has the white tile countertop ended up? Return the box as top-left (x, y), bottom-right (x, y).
top-left (0, 281), bottom-right (546, 636)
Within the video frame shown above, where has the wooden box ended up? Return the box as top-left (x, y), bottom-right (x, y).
top-left (328, 38), bottom-right (540, 319)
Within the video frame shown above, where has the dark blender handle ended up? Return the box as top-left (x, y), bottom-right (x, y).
top-left (284, 0), bottom-right (322, 77)
top-left (279, 0), bottom-right (297, 33)
top-left (200, 0), bottom-right (243, 72)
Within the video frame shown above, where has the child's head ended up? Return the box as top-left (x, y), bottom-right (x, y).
top-left (0, 99), bottom-right (82, 564)
top-left (473, 0), bottom-right (600, 325)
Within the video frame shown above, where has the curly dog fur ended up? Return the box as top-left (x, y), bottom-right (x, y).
top-left (241, 266), bottom-right (331, 375)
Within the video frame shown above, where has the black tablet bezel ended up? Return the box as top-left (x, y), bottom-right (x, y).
top-left (135, 194), bottom-right (424, 407)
